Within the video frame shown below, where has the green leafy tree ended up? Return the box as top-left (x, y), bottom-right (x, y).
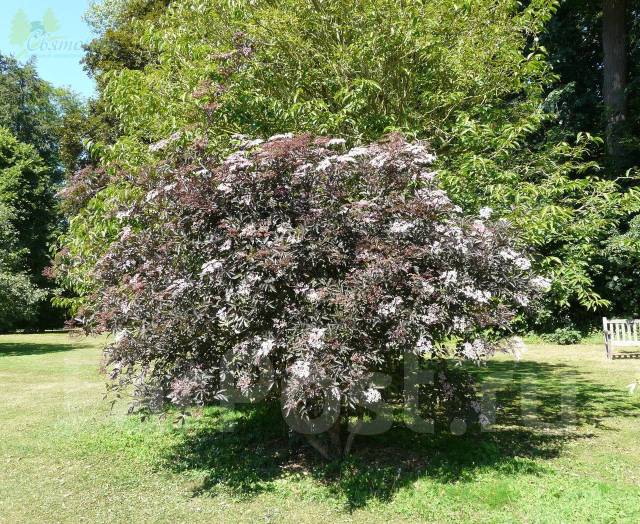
top-left (82, 0), bottom-right (170, 83)
top-left (0, 127), bottom-right (59, 329)
top-left (0, 53), bottom-right (89, 328)
top-left (0, 54), bottom-right (64, 172)
top-left (59, 0), bottom-right (639, 325)
top-left (0, 202), bottom-right (44, 332)
top-left (84, 0), bottom-right (135, 34)
top-left (0, 127), bottom-right (56, 275)
top-left (79, 0), bottom-right (171, 145)
top-left (542, 0), bottom-right (639, 169)
top-left (55, 89), bottom-right (91, 174)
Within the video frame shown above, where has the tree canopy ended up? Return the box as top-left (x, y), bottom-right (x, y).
top-left (0, 128), bottom-right (51, 330)
top-left (56, 0), bottom-right (640, 331)
top-left (0, 55), bottom-right (82, 329)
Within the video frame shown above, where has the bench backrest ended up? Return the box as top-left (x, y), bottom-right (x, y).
top-left (603, 317), bottom-right (640, 346)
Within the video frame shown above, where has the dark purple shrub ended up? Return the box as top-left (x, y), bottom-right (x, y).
top-left (70, 133), bottom-right (547, 458)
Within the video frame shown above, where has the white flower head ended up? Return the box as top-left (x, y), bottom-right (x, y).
top-left (370, 152), bottom-right (390, 168)
top-left (237, 281), bottom-right (252, 296)
top-left (514, 257), bottom-right (532, 270)
top-left (347, 146), bottom-right (369, 158)
top-left (461, 339), bottom-right (489, 361)
top-left (308, 328), bottom-right (326, 349)
top-left (472, 220), bottom-right (487, 234)
top-left (453, 315), bottom-right (468, 331)
top-left (499, 249), bottom-right (517, 261)
top-left (216, 307), bottom-right (228, 322)
top-left (462, 286), bottom-right (492, 304)
top-left (291, 360), bottom-right (311, 379)
top-left (117, 209), bottom-right (132, 220)
top-left (378, 297), bottom-right (403, 318)
top-left (120, 226), bottom-right (133, 240)
top-left (421, 282), bottom-right (435, 295)
top-left (316, 158), bottom-right (333, 172)
top-left (419, 171), bottom-right (437, 183)
top-left (363, 387), bottom-right (382, 404)
top-left (167, 279), bottom-right (190, 297)
top-left (269, 132), bottom-right (294, 141)
top-left (389, 220), bottom-right (415, 234)
top-left (241, 223), bottom-right (257, 237)
top-left (115, 330), bottom-right (129, 344)
top-left (515, 293), bottom-right (530, 306)
top-left (244, 138), bottom-right (264, 148)
top-left (531, 276), bottom-right (552, 291)
top-left (293, 163), bottom-right (313, 178)
top-left (258, 338), bottom-right (275, 358)
top-left (479, 207), bottom-right (493, 219)
top-left (336, 154), bottom-right (358, 164)
top-left (327, 138), bottom-right (346, 148)
top-left (415, 335), bottom-right (433, 355)
top-left (201, 259), bottom-right (223, 276)
top-left (306, 289), bottom-right (321, 303)
top-left (441, 270), bottom-right (458, 286)
top-left (145, 189), bottom-right (160, 202)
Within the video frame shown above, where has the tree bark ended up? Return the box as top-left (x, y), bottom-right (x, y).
top-left (304, 434), bottom-right (331, 460)
top-left (327, 420), bottom-right (343, 458)
top-left (302, 420), bottom-right (346, 461)
top-left (344, 415), bottom-right (364, 457)
top-left (602, 0), bottom-right (628, 162)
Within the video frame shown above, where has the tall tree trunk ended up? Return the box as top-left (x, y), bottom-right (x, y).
top-left (602, 0), bottom-right (628, 162)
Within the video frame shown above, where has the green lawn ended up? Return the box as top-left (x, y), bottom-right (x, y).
top-left (1, 333), bottom-right (639, 523)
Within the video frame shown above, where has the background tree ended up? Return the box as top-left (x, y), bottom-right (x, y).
top-left (0, 128), bottom-right (54, 330)
top-left (58, 0), bottom-right (640, 330)
top-left (540, 0), bottom-right (640, 322)
top-left (602, 0), bottom-right (629, 162)
top-left (0, 54), bottom-right (64, 171)
top-left (0, 128), bottom-right (55, 281)
top-left (543, 0), bottom-right (638, 169)
top-left (0, 202), bottom-right (44, 332)
top-left (0, 53), bottom-right (90, 329)
top-left (80, 0), bottom-right (171, 145)
top-left (54, 90), bottom-right (92, 174)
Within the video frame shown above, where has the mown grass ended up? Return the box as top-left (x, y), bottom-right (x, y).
top-left (1, 333), bottom-right (639, 523)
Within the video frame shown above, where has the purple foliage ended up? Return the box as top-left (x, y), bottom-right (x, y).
top-left (67, 133), bottom-right (547, 455)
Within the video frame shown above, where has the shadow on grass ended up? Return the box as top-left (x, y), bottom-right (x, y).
top-left (161, 359), bottom-right (640, 510)
top-left (0, 341), bottom-right (75, 357)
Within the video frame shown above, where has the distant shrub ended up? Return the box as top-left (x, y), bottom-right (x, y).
top-left (58, 133), bottom-right (547, 458)
top-left (541, 327), bottom-right (582, 345)
top-left (0, 271), bottom-right (45, 332)
top-left (0, 203), bottom-right (45, 332)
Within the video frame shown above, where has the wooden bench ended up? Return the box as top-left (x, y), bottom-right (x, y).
top-left (603, 317), bottom-right (640, 359)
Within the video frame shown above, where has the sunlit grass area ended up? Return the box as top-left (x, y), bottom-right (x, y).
top-left (1, 333), bottom-right (639, 523)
